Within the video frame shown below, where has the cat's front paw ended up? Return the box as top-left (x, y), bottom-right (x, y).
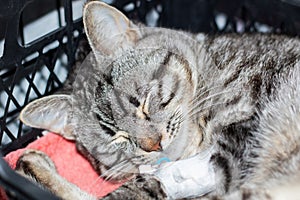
top-left (16, 149), bottom-right (57, 176)
top-left (16, 149), bottom-right (98, 200)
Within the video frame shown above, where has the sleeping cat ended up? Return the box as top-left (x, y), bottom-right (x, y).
top-left (16, 1), bottom-right (300, 200)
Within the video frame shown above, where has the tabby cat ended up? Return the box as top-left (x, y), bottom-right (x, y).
top-left (17, 1), bottom-right (300, 200)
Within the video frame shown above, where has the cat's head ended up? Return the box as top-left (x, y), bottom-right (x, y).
top-left (20, 1), bottom-right (203, 180)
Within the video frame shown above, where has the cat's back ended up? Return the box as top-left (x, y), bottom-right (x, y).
top-left (202, 33), bottom-right (299, 71)
top-left (197, 33), bottom-right (299, 99)
top-left (194, 33), bottom-right (299, 135)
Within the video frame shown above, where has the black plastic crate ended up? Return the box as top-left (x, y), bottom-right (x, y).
top-left (0, 0), bottom-right (299, 199)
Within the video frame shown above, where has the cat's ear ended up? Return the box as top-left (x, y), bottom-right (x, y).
top-left (20, 95), bottom-right (75, 140)
top-left (83, 1), bottom-right (141, 57)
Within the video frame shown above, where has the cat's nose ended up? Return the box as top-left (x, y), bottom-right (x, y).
top-left (149, 140), bottom-right (162, 152)
top-left (139, 137), bottom-right (162, 152)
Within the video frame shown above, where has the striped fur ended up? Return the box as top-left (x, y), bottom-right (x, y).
top-left (18, 2), bottom-right (300, 200)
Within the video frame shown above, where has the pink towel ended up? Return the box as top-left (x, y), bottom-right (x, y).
top-left (3, 132), bottom-right (124, 198)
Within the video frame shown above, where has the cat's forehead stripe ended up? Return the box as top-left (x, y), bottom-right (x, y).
top-left (172, 53), bottom-right (194, 88)
top-left (162, 51), bottom-right (173, 66)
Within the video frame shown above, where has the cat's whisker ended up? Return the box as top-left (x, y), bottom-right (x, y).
top-left (102, 154), bottom-right (157, 181)
top-left (106, 164), bottom-right (137, 182)
top-left (86, 173), bottom-right (107, 193)
top-left (87, 162), bottom-right (130, 194)
top-left (187, 89), bottom-right (238, 115)
top-left (101, 160), bottom-right (133, 181)
top-left (101, 160), bottom-right (128, 177)
top-left (188, 102), bottom-right (228, 120)
top-left (109, 166), bottom-right (135, 181)
top-left (189, 84), bottom-right (224, 106)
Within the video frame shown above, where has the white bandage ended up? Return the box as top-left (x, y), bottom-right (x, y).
top-left (139, 149), bottom-right (216, 199)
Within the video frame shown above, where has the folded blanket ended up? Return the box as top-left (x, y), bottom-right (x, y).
top-left (3, 132), bottom-right (123, 198)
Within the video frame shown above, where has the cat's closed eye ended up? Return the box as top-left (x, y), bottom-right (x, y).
top-left (129, 96), bottom-right (140, 107)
